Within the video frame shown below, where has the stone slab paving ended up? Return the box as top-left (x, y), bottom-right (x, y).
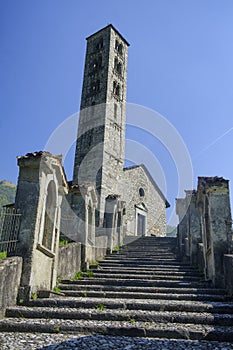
top-left (1, 333), bottom-right (233, 350)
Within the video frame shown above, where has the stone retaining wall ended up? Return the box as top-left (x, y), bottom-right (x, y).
top-left (0, 257), bottom-right (22, 318)
top-left (58, 243), bottom-right (81, 279)
top-left (95, 234), bottom-right (108, 260)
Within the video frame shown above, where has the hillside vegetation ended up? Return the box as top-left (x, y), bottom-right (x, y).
top-left (0, 180), bottom-right (16, 208)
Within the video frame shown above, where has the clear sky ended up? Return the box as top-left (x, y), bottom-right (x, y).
top-left (1, 0), bottom-right (233, 225)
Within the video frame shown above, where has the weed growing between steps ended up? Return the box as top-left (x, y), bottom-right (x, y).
top-left (31, 292), bottom-right (38, 300)
top-left (96, 304), bottom-right (107, 311)
top-left (54, 326), bottom-right (60, 333)
top-left (72, 271), bottom-right (83, 281)
top-left (86, 270), bottom-right (94, 278)
top-left (113, 246), bottom-right (120, 252)
top-left (53, 286), bottom-right (61, 293)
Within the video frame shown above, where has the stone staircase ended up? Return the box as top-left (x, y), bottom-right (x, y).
top-left (1, 236), bottom-right (233, 343)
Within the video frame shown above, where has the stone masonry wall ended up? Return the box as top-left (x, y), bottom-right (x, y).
top-left (58, 243), bottom-right (82, 280)
top-left (0, 257), bottom-right (22, 318)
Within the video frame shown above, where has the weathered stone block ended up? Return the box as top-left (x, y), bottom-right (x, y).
top-left (58, 243), bottom-right (81, 280)
top-left (0, 257), bottom-right (22, 318)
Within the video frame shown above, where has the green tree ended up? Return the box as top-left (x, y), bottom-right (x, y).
top-left (0, 180), bottom-right (16, 208)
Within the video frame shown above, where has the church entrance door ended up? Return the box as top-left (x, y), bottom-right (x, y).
top-left (137, 213), bottom-right (146, 236)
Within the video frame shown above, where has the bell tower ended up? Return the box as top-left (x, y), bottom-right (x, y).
top-left (73, 25), bottom-right (129, 224)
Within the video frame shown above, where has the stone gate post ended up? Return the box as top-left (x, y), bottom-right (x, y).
top-left (15, 152), bottom-right (68, 300)
top-left (104, 195), bottom-right (119, 254)
top-left (197, 177), bottom-right (232, 287)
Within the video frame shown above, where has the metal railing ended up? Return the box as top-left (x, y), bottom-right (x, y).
top-left (0, 207), bottom-right (21, 255)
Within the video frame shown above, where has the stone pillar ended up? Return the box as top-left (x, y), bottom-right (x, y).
top-left (185, 190), bottom-right (201, 266)
top-left (69, 183), bottom-right (98, 270)
top-left (176, 197), bottom-right (188, 260)
top-left (15, 152), bottom-right (68, 300)
top-left (176, 191), bottom-right (202, 265)
top-left (116, 200), bottom-right (126, 246)
top-left (104, 195), bottom-right (119, 253)
top-left (197, 176), bottom-right (232, 287)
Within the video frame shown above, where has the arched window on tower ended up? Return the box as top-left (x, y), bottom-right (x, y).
top-left (113, 81), bottom-right (117, 94)
top-left (115, 39), bottom-right (119, 50)
top-left (115, 40), bottom-right (123, 55)
top-left (118, 44), bottom-right (123, 55)
top-left (115, 84), bottom-right (120, 97)
top-left (113, 81), bottom-right (121, 98)
top-left (96, 38), bottom-right (103, 50)
top-left (92, 56), bottom-right (102, 72)
top-left (114, 103), bottom-right (118, 119)
top-left (116, 62), bottom-right (122, 75)
top-left (114, 57), bottom-right (118, 70)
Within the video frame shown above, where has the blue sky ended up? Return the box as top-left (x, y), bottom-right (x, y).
top-left (1, 0), bottom-right (233, 225)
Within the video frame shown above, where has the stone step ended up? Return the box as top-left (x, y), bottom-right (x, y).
top-left (58, 284), bottom-right (226, 295)
top-left (120, 245), bottom-right (177, 250)
top-left (6, 307), bottom-right (233, 326)
top-left (124, 246), bottom-right (177, 250)
top-left (26, 297), bottom-right (233, 314)
top-left (115, 246), bottom-right (176, 250)
top-left (125, 237), bottom-right (177, 244)
top-left (0, 317), bottom-right (233, 341)
top-left (105, 255), bottom-right (177, 259)
top-left (110, 253), bottom-right (177, 257)
top-left (99, 259), bottom-right (186, 265)
top-left (81, 272), bottom-right (201, 281)
top-left (112, 247), bottom-right (175, 255)
top-left (93, 265), bottom-right (201, 272)
top-left (96, 262), bottom-right (197, 271)
top-left (90, 269), bottom-right (203, 277)
top-left (59, 290), bottom-right (226, 302)
top-left (107, 255), bottom-right (177, 259)
top-left (60, 278), bottom-right (212, 288)
top-left (119, 248), bottom-right (175, 252)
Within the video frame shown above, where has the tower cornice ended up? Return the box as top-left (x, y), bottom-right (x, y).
top-left (86, 24), bottom-right (130, 47)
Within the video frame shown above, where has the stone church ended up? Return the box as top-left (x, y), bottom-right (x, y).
top-left (11, 25), bottom-right (170, 294)
top-left (70, 24), bottom-right (169, 243)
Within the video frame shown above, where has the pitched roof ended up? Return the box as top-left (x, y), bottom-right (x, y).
top-left (86, 24), bottom-right (130, 46)
top-left (123, 164), bottom-right (170, 208)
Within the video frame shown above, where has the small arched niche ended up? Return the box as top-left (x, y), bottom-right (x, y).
top-left (42, 180), bottom-right (57, 251)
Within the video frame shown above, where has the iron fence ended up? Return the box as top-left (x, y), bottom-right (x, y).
top-left (0, 207), bottom-right (21, 255)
